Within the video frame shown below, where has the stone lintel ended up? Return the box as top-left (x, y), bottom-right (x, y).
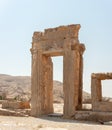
top-left (42, 50), bottom-right (63, 57)
top-left (91, 73), bottom-right (112, 80)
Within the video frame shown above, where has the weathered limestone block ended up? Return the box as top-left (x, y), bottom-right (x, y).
top-left (93, 102), bottom-right (112, 112)
top-left (2, 101), bottom-right (30, 109)
top-left (74, 111), bottom-right (112, 122)
top-left (2, 101), bottom-right (20, 109)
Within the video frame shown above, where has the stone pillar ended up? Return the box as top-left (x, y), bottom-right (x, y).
top-left (42, 56), bottom-right (53, 114)
top-left (77, 54), bottom-right (83, 109)
top-left (77, 45), bottom-right (85, 109)
top-left (91, 77), bottom-right (102, 110)
top-left (31, 47), bottom-right (43, 116)
top-left (63, 40), bottom-right (80, 118)
top-left (31, 47), bottom-right (53, 116)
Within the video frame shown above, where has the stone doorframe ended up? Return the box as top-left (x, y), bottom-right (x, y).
top-left (30, 24), bottom-right (85, 118)
top-left (91, 73), bottom-right (112, 112)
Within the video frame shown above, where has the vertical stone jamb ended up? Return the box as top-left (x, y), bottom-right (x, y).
top-left (77, 44), bottom-right (85, 109)
top-left (97, 79), bottom-right (102, 101)
top-left (31, 46), bottom-right (43, 116)
top-left (48, 57), bottom-right (53, 113)
top-left (63, 39), bottom-right (80, 118)
top-left (42, 56), bottom-right (53, 114)
top-left (91, 75), bottom-right (102, 110)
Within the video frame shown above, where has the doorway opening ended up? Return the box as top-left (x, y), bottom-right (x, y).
top-left (102, 80), bottom-right (112, 101)
top-left (52, 56), bottom-right (64, 114)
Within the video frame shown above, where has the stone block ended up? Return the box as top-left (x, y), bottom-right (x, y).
top-left (2, 100), bottom-right (30, 109)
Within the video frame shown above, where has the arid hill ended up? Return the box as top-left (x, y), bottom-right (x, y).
top-left (0, 74), bottom-right (111, 103)
top-left (0, 74), bottom-right (91, 102)
top-left (0, 74), bottom-right (31, 100)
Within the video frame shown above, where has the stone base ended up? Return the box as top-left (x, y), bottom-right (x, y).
top-left (74, 110), bottom-right (112, 122)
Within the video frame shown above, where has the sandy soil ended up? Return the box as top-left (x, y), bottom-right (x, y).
top-left (0, 115), bottom-right (112, 130)
top-left (0, 103), bottom-right (112, 130)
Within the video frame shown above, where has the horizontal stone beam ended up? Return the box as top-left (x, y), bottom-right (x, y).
top-left (42, 50), bottom-right (63, 57)
top-left (91, 73), bottom-right (112, 80)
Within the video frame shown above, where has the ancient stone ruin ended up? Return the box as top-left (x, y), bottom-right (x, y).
top-left (91, 73), bottom-right (112, 112)
top-left (30, 24), bottom-right (85, 117)
top-left (1, 24), bottom-right (112, 120)
top-left (30, 24), bottom-right (112, 121)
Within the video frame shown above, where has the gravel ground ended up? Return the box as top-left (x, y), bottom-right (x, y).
top-left (0, 103), bottom-right (112, 130)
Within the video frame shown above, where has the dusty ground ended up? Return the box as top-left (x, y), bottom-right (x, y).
top-left (0, 103), bottom-right (112, 130)
top-left (0, 115), bottom-right (112, 130)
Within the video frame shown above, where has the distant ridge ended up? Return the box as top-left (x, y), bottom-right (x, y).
top-left (0, 74), bottom-right (92, 102)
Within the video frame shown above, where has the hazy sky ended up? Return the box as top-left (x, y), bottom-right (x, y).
top-left (0, 0), bottom-right (112, 97)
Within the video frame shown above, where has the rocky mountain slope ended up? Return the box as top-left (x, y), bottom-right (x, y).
top-left (0, 74), bottom-right (91, 102)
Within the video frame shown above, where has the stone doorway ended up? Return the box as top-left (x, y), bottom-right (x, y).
top-left (52, 56), bottom-right (63, 82)
top-left (102, 80), bottom-right (112, 98)
top-left (91, 73), bottom-right (112, 112)
top-left (30, 24), bottom-right (85, 118)
top-left (52, 56), bottom-right (63, 114)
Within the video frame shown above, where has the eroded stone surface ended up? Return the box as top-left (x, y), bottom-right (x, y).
top-left (31, 24), bottom-right (85, 117)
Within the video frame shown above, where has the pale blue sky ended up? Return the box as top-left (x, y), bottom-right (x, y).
top-left (0, 0), bottom-right (112, 96)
